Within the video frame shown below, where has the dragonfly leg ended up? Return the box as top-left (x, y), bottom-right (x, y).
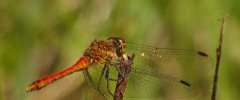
top-left (83, 69), bottom-right (96, 89)
top-left (113, 65), bottom-right (124, 78)
top-left (104, 68), bottom-right (117, 81)
top-left (108, 58), bottom-right (124, 77)
top-left (105, 65), bottom-right (114, 97)
top-left (105, 76), bottom-right (117, 81)
top-left (97, 65), bottom-right (107, 99)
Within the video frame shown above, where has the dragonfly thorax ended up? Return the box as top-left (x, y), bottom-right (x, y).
top-left (83, 37), bottom-right (126, 65)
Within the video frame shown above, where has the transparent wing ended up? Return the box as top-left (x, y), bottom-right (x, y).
top-left (124, 44), bottom-right (214, 99)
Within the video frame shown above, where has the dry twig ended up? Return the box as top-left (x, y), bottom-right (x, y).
top-left (211, 14), bottom-right (227, 100)
top-left (113, 54), bottom-right (135, 100)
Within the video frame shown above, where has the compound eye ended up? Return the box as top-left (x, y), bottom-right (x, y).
top-left (108, 37), bottom-right (126, 57)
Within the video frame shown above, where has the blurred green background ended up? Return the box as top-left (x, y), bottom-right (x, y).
top-left (0, 0), bottom-right (239, 100)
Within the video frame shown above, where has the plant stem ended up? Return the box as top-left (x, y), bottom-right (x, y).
top-left (113, 54), bottom-right (135, 100)
top-left (211, 14), bottom-right (227, 100)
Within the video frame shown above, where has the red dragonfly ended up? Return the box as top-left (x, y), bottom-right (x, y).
top-left (26, 37), bottom-right (126, 91)
top-left (26, 37), bottom-right (212, 99)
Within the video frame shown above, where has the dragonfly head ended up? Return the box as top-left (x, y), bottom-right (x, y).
top-left (108, 37), bottom-right (126, 57)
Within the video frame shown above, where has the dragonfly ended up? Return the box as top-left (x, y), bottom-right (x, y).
top-left (26, 37), bottom-right (213, 99)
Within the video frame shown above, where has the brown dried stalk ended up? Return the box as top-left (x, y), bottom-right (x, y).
top-left (113, 53), bottom-right (135, 100)
top-left (211, 14), bottom-right (227, 100)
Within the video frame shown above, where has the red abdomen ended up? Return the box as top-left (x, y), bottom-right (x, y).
top-left (26, 56), bottom-right (90, 92)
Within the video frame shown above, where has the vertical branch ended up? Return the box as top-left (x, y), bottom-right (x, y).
top-left (211, 14), bottom-right (227, 100)
top-left (113, 53), bottom-right (135, 100)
